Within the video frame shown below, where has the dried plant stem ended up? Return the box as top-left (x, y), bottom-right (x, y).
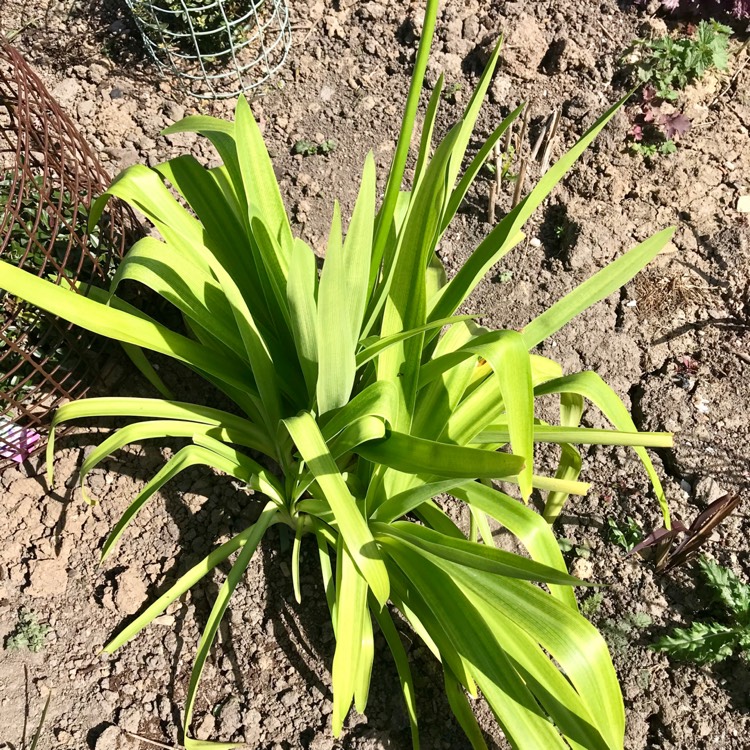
top-left (494, 141), bottom-right (502, 192)
top-left (530, 120), bottom-right (548, 162)
top-left (540, 108), bottom-right (561, 174)
top-left (120, 728), bottom-right (181, 750)
top-left (488, 181), bottom-right (497, 224)
top-left (517, 103), bottom-right (531, 155)
top-left (710, 38), bottom-right (750, 107)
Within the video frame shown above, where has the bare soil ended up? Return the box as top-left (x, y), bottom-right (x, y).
top-left (0, 1), bottom-right (749, 749)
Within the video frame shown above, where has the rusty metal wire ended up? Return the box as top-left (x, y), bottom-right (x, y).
top-left (0, 39), bottom-right (138, 469)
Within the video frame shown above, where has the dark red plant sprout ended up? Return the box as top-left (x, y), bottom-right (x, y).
top-left (631, 493), bottom-right (742, 571)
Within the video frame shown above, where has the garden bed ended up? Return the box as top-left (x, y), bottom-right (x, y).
top-left (0, 0), bottom-right (748, 748)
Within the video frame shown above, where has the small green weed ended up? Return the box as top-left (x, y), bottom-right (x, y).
top-left (292, 138), bottom-right (338, 157)
top-left (581, 591), bottom-right (605, 617)
top-left (607, 516), bottom-right (643, 552)
top-left (623, 20), bottom-right (733, 157)
top-left (442, 81), bottom-right (463, 103)
top-left (558, 537), bottom-right (592, 560)
top-left (5, 609), bottom-right (49, 652)
top-left (653, 556), bottom-right (750, 664)
top-left (602, 612), bottom-right (653, 655)
top-left (631, 20), bottom-right (732, 99)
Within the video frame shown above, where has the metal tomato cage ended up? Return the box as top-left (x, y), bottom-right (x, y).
top-left (0, 40), bottom-right (137, 469)
top-left (125, 0), bottom-right (292, 99)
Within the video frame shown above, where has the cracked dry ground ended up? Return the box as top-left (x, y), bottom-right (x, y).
top-left (0, 0), bottom-right (749, 748)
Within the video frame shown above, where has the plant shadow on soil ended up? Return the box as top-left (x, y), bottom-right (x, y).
top-left (45, 355), bottom-right (483, 748)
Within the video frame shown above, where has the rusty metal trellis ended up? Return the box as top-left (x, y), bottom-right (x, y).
top-left (0, 40), bottom-right (138, 469)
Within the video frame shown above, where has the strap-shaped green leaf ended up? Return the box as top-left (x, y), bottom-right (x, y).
top-left (475, 424), bottom-right (673, 447)
top-left (371, 478), bottom-right (473, 522)
top-left (234, 95), bottom-right (293, 266)
top-left (0, 260), bottom-right (252, 393)
top-left (439, 103), bottom-right (524, 234)
top-left (431, 330), bottom-right (535, 499)
top-left (428, 95), bottom-right (633, 327)
top-left (314, 526), bottom-right (337, 623)
top-left (109, 236), bottom-right (245, 356)
top-left (412, 320), bottom-right (479, 440)
top-left (443, 666), bottom-right (488, 750)
top-left (435, 557), bottom-right (624, 749)
top-left (413, 73), bottom-right (444, 188)
top-left (441, 39), bottom-right (503, 209)
top-left (89, 164), bottom-right (205, 251)
top-left (453, 482), bottom-right (576, 608)
top-left (535, 371), bottom-right (670, 524)
top-left (162, 117), bottom-right (243, 209)
top-left (154, 154), bottom-right (262, 300)
top-left (386, 559), bottom-right (477, 695)
top-left (375, 522), bottom-right (585, 587)
top-left (370, 598), bottom-right (420, 748)
top-left (76, 420), bottom-right (247, 504)
top-left (47, 397), bottom-right (271, 479)
top-left (376, 124), bottom-right (461, 430)
top-left (284, 412), bottom-right (390, 606)
top-left (355, 431), bottom-right (524, 479)
top-left (287, 238), bottom-right (319, 399)
top-left (464, 587), bottom-right (614, 750)
top-left (521, 228), bottom-right (676, 349)
top-left (317, 156), bottom-right (376, 413)
top-left (103, 510), bottom-right (281, 657)
top-left (319, 381), bottom-right (398, 441)
top-left (331, 540), bottom-right (373, 729)
top-left (120, 343), bottom-right (173, 399)
top-left (544, 442), bottom-right (583, 524)
top-left (183, 503), bottom-right (279, 748)
top-left (355, 315), bottom-right (475, 369)
top-left (371, 0), bottom-right (439, 282)
top-left (381, 536), bottom-right (569, 746)
top-left (100, 443), bottom-right (269, 562)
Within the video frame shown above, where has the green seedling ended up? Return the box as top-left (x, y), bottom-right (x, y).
top-left (558, 537), bottom-right (592, 560)
top-left (293, 138), bottom-right (338, 157)
top-left (630, 20), bottom-right (732, 100)
top-left (653, 556), bottom-right (750, 664)
top-left (607, 516), bottom-right (643, 552)
top-left (624, 20), bottom-right (732, 157)
top-left (442, 81), bottom-right (463, 102)
top-left (5, 609), bottom-right (49, 653)
top-left (580, 591), bottom-right (605, 617)
top-left (602, 612), bottom-right (653, 655)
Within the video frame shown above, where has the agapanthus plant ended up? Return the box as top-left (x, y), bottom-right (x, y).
top-left (0, 1), bottom-right (676, 748)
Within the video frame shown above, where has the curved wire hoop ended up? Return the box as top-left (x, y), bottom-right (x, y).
top-left (0, 40), bottom-right (138, 468)
top-left (125, 0), bottom-right (292, 99)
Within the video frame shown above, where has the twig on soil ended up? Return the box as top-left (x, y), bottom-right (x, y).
top-left (709, 38), bottom-right (750, 107)
top-left (597, 18), bottom-right (617, 43)
top-left (540, 108), bottom-right (561, 174)
top-left (119, 728), bottom-right (180, 749)
top-left (516, 103), bottom-right (531, 156)
top-left (488, 180), bottom-right (497, 224)
top-left (512, 158), bottom-right (527, 209)
top-left (726, 346), bottom-right (750, 366)
top-left (530, 121), bottom-right (548, 162)
top-left (494, 141), bottom-right (501, 192)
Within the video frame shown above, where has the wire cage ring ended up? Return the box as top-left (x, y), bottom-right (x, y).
top-left (126, 0), bottom-right (292, 99)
